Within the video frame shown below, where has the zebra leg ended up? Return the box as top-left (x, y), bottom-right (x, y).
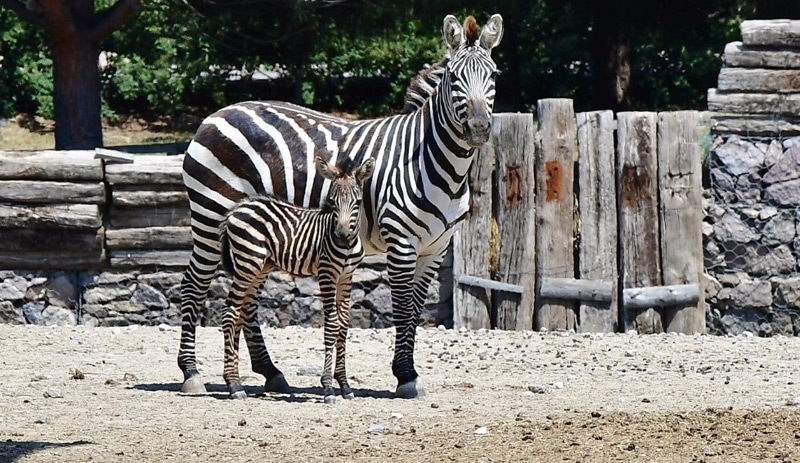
top-left (334, 271), bottom-right (355, 400)
top-left (410, 250), bottom-right (448, 328)
top-left (319, 271), bottom-right (338, 404)
top-left (386, 244), bottom-right (422, 398)
top-left (222, 276), bottom-right (253, 399)
top-left (242, 276), bottom-right (292, 395)
top-left (177, 258), bottom-right (216, 394)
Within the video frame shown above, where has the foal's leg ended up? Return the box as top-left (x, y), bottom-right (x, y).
top-left (318, 268), bottom-right (338, 404)
top-left (222, 273), bottom-right (252, 399)
top-left (334, 270), bottom-right (355, 400)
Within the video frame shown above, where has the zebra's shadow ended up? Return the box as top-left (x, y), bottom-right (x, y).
top-left (130, 382), bottom-right (394, 402)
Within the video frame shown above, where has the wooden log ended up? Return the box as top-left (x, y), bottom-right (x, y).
top-left (623, 284), bottom-right (700, 310)
top-left (0, 204), bottom-right (102, 229)
top-left (105, 226), bottom-right (192, 250)
top-left (106, 142), bottom-right (189, 155)
top-left (723, 41), bottom-right (800, 69)
top-left (717, 68), bottom-right (800, 93)
top-left (108, 205), bottom-right (192, 228)
top-left (709, 114), bottom-right (800, 136)
top-left (707, 89), bottom-right (800, 115)
top-left (95, 147), bottom-right (135, 164)
top-left (454, 274), bottom-right (522, 294)
top-left (657, 111), bottom-right (706, 334)
top-left (540, 277), bottom-right (613, 302)
top-left (109, 249), bottom-right (191, 268)
top-left (576, 110), bottom-right (618, 333)
top-left (534, 99), bottom-right (577, 331)
top-left (617, 112), bottom-right (663, 333)
top-left (0, 227), bottom-right (104, 252)
top-left (0, 180), bottom-right (105, 204)
top-left (0, 250), bottom-right (106, 269)
top-left (741, 19), bottom-right (800, 48)
top-left (0, 150), bottom-right (102, 181)
top-left (112, 187), bottom-right (189, 207)
top-left (452, 134), bottom-right (494, 330)
top-left (492, 113), bottom-right (536, 331)
top-left (105, 155), bottom-right (184, 185)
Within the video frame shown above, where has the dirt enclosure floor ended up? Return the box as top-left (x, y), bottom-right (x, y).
top-left (1, 325), bottom-right (800, 463)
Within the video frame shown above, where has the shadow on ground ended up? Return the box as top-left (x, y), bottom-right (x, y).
top-left (130, 382), bottom-right (395, 402)
top-left (0, 440), bottom-right (93, 463)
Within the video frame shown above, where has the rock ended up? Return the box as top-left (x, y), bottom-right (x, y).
top-left (761, 212), bottom-right (795, 245)
top-left (367, 423), bottom-right (385, 435)
top-left (83, 287), bottom-right (132, 305)
top-left (713, 213), bottom-right (759, 243)
top-left (0, 278), bottom-right (26, 301)
top-left (45, 272), bottom-right (77, 308)
top-left (765, 179), bottom-right (800, 206)
top-left (474, 426), bottom-right (488, 435)
top-left (138, 272), bottom-right (183, 287)
top-left (22, 302), bottom-right (44, 325)
top-left (42, 306), bottom-right (77, 326)
top-left (763, 145), bottom-right (800, 184)
top-left (352, 268), bottom-right (383, 288)
top-left (390, 412), bottom-right (404, 420)
top-left (131, 283), bottom-right (169, 310)
top-left (761, 140), bottom-right (784, 166)
top-left (43, 388), bottom-right (63, 398)
top-left (528, 385), bottom-right (546, 394)
top-left (34, 415), bottom-right (50, 424)
top-left (714, 136), bottom-right (764, 176)
top-left (726, 244), bottom-right (795, 276)
top-left (0, 301), bottom-right (24, 324)
top-left (294, 276), bottom-right (320, 297)
top-left (552, 381), bottom-right (564, 389)
top-left (773, 277), bottom-right (800, 309)
top-left (82, 304), bottom-right (108, 318)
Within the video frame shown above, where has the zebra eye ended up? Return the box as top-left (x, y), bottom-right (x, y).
top-left (490, 71), bottom-right (498, 79)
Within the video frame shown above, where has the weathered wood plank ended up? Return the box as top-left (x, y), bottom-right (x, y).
top-left (0, 250), bottom-right (106, 269)
top-left (453, 136), bottom-right (494, 330)
top-left (624, 284), bottom-right (700, 310)
top-left (708, 89), bottom-right (800, 115)
top-left (617, 112), bottom-right (663, 333)
top-left (0, 204), bottom-right (102, 229)
top-left (105, 155), bottom-right (184, 185)
top-left (105, 226), bottom-right (192, 250)
top-left (112, 188), bottom-right (189, 207)
top-left (717, 68), bottom-right (800, 93)
top-left (709, 114), bottom-right (800, 136)
top-left (741, 19), bottom-right (800, 48)
top-left (657, 111), bottom-right (706, 334)
top-left (0, 150), bottom-right (102, 181)
top-left (108, 205), bottom-right (192, 228)
top-left (0, 227), bottom-right (104, 252)
top-left (0, 180), bottom-right (105, 204)
top-left (492, 113), bottom-right (536, 331)
top-left (723, 41), bottom-right (800, 69)
top-left (540, 277), bottom-right (613, 302)
top-left (576, 110), bottom-right (618, 333)
top-left (109, 249), bottom-right (191, 268)
top-left (95, 147), bottom-right (135, 164)
top-left (535, 99), bottom-right (577, 331)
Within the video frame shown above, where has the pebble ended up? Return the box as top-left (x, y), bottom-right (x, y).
top-left (430, 403), bottom-right (440, 409)
top-left (43, 388), bottom-right (63, 399)
top-left (367, 423), bottom-right (385, 435)
top-left (793, 395), bottom-right (800, 406)
top-left (34, 415), bottom-right (49, 424)
top-left (474, 426), bottom-right (488, 435)
top-left (552, 382), bottom-right (564, 390)
top-left (389, 412), bottom-right (404, 420)
top-left (528, 385), bottom-right (546, 394)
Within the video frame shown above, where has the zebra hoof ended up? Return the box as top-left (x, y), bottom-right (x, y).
top-left (395, 379), bottom-right (424, 399)
top-left (342, 391), bottom-right (355, 400)
top-left (324, 395), bottom-right (336, 405)
top-left (180, 374), bottom-right (207, 394)
top-left (264, 373), bottom-right (293, 394)
top-left (230, 390), bottom-right (247, 400)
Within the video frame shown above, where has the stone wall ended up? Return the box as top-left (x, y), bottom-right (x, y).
top-left (0, 254), bottom-right (454, 329)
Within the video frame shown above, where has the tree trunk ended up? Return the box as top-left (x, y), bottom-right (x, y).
top-left (51, 34), bottom-right (103, 149)
top-left (591, 0), bottom-right (634, 111)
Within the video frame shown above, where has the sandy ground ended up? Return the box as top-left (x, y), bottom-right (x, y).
top-left (1, 324), bottom-right (799, 463)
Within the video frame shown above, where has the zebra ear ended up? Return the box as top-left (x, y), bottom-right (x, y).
top-left (479, 14), bottom-right (504, 51)
top-left (355, 158), bottom-right (375, 183)
top-left (442, 15), bottom-right (464, 51)
top-left (315, 156), bottom-right (339, 180)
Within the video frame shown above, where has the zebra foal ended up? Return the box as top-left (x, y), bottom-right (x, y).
top-left (218, 156), bottom-right (375, 402)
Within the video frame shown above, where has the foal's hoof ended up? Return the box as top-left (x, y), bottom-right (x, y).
top-left (180, 374), bottom-right (207, 394)
top-left (324, 395), bottom-right (336, 405)
top-left (395, 379), bottom-right (424, 399)
top-left (230, 390), bottom-right (247, 400)
top-left (342, 391), bottom-right (355, 400)
top-left (264, 373), bottom-right (293, 394)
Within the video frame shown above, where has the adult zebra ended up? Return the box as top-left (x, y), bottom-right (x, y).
top-left (179, 13), bottom-right (504, 399)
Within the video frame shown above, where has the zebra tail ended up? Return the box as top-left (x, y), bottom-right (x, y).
top-left (218, 219), bottom-right (234, 276)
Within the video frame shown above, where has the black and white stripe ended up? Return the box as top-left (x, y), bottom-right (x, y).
top-left (178, 14), bottom-right (504, 399)
top-left (218, 156), bottom-right (374, 402)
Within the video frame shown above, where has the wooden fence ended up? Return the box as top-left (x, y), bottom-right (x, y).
top-left (0, 99), bottom-right (706, 334)
top-left (453, 99), bottom-right (706, 335)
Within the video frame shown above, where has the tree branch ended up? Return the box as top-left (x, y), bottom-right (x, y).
top-left (0, 0), bottom-right (45, 27)
top-left (89, 0), bottom-right (142, 42)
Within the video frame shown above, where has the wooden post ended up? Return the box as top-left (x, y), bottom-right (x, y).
top-left (452, 137), bottom-right (494, 330)
top-left (576, 110), bottom-right (618, 333)
top-left (617, 112), bottom-right (663, 333)
top-left (657, 111), bottom-right (706, 334)
top-left (535, 99), bottom-right (577, 331)
top-left (492, 113), bottom-right (536, 331)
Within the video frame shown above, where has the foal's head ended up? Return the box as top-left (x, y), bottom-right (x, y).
top-left (315, 156), bottom-right (375, 245)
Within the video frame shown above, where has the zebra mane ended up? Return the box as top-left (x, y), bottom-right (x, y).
top-left (401, 58), bottom-right (447, 114)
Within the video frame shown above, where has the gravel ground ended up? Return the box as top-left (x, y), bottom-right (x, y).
top-left (1, 324), bottom-right (799, 462)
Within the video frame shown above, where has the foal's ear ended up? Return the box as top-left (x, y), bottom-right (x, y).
top-left (355, 158), bottom-right (375, 183)
top-left (479, 14), bottom-right (504, 51)
top-left (315, 156), bottom-right (340, 180)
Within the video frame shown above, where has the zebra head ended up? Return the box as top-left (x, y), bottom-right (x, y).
top-left (442, 14), bottom-right (504, 148)
top-left (315, 156), bottom-right (376, 245)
